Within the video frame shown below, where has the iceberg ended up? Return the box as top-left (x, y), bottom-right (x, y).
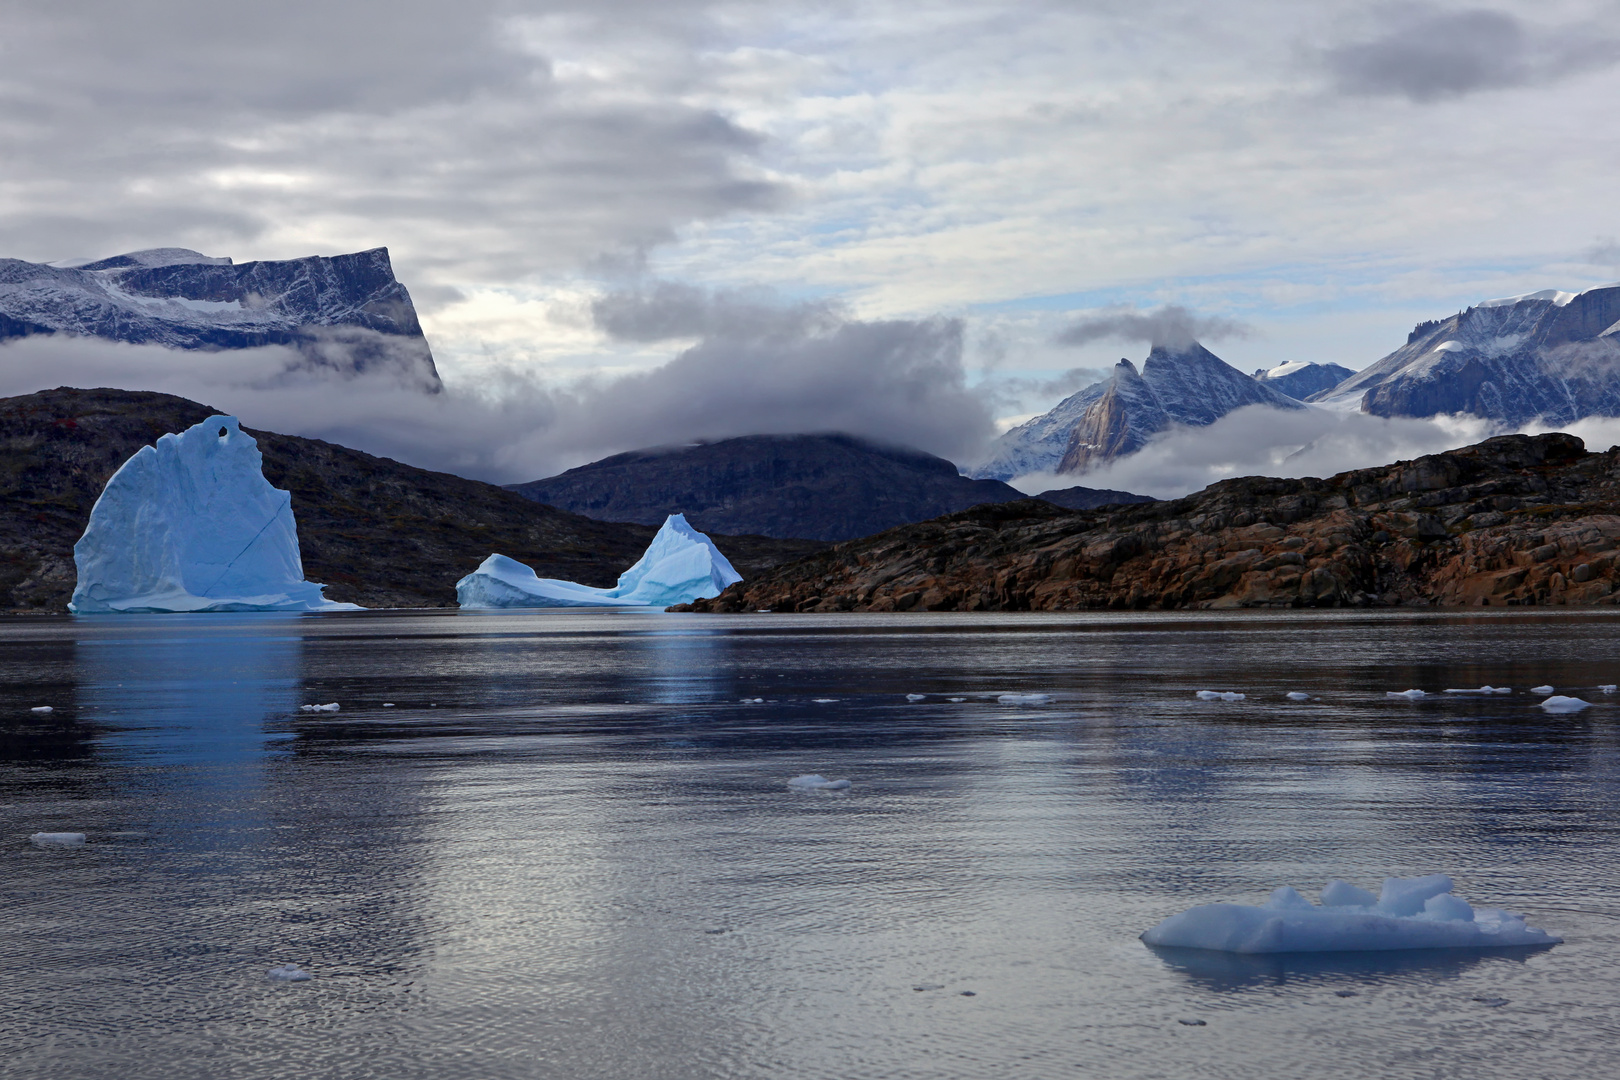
top-left (69, 416), bottom-right (357, 613)
top-left (29, 832), bottom-right (86, 848)
top-left (456, 513), bottom-right (741, 609)
top-left (1196, 690), bottom-right (1245, 702)
top-left (787, 774), bottom-right (851, 790)
top-left (999, 693), bottom-right (1054, 705)
top-left (1285, 691), bottom-right (1311, 701)
top-left (266, 964), bottom-right (312, 982)
top-left (1540, 695), bottom-right (1591, 713)
top-left (1142, 874), bottom-right (1561, 954)
top-left (1387, 689), bottom-right (1427, 700)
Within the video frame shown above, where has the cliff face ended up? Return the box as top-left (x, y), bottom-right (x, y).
top-left (0, 387), bottom-right (824, 611)
top-left (679, 433), bottom-right (1620, 613)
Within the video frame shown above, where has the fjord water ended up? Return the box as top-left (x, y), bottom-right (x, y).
top-left (4, 610), bottom-right (1620, 1079)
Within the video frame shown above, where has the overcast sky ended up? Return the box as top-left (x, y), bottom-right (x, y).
top-left (3, 0), bottom-right (1619, 481)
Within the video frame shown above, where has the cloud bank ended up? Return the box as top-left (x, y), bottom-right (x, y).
top-left (1053, 304), bottom-right (1253, 352)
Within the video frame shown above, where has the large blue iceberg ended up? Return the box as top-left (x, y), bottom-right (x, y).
top-left (69, 415), bottom-right (357, 613)
top-left (456, 513), bottom-right (741, 609)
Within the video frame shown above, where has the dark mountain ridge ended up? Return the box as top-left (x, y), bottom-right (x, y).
top-left (509, 432), bottom-right (1150, 542)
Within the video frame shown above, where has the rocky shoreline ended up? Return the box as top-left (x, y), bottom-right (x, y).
top-left (676, 433), bottom-right (1620, 612)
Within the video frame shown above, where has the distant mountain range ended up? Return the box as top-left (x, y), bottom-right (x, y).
top-left (0, 388), bottom-right (823, 612)
top-left (1320, 284), bottom-right (1620, 422)
top-left (1252, 360), bottom-right (1355, 400)
top-left (0, 247), bottom-right (439, 388)
top-left (509, 433), bottom-right (1153, 542)
top-left (976, 342), bottom-right (1306, 480)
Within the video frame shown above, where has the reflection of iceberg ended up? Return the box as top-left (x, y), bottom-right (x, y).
top-left (1142, 874), bottom-right (1562, 953)
top-left (69, 415), bottom-right (356, 613)
top-left (456, 514), bottom-right (741, 609)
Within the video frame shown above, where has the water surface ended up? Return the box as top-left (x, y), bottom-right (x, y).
top-left (3, 610), bottom-right (1619, 1079)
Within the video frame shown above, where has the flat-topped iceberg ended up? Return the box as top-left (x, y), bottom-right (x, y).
top-left (69, 416), bottom-right (356, 613)
top-left (1142, 874), bottom-right (1561, 954)
top-left (457, 513), bottom-right (741, 609)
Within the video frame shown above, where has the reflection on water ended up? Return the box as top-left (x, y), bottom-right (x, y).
top-left (2, 609), bottom-right (1620, 1080)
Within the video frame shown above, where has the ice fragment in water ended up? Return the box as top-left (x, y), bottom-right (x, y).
top-left (739, 697), bottom-right (764, 704)
top-left (29, 832), bottom-right (86, 848)
top-left (906, 693), bottom-right (927, 701)
top-left (1531, 685), bottom-right (1555, 695)
top-left (1539, 695), bottom-right (1591, 713)
top-left (811, 698), bottom-right (838, 703)
top-left (382, 703), bottom-right (396, 707)
top-left (29, 705), bottom-right (53, 713)
top-left (948, 696), bottom-right (966, 702)
top-left (1285, 692), bottom-right (1311, 701)
top-left (1196, 691), bottom-right (1244, 702)
top-left (1387, 689), bottom-right (1426, 700)
top-left (299, 703), bottom-right (340, 712)
top-left (69, 416), bottom-right (358, 613)
top-left (1141, 873), bottom-right (1561, 953)
top-left (787, 774), bottom-right (851, 790)
top-left (456, 514), bottom-right (741, 608)
top-left (998, 693), bottom-right (1053, 705)
top-left (1445, 686), bottom-right (1510, 694)
top-left (1600, 685), bottom-right (1617, 694)
top-left (267, 964), bottom-right (312, 982)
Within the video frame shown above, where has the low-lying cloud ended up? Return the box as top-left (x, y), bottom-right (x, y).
top-left (0, 287), bottom-right (995, 483)
top-left (1053, 304), bottom-right (1252, 352)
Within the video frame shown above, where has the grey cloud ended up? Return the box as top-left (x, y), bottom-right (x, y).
top-left (1322, 7), bottom-right (1620, 102)
top-left (0, 1), bottom-right (786, 280)
top-left (1584, 236), bottom-right (1620, 267)
top-left (1053, 304), bottom-right (1252, 351)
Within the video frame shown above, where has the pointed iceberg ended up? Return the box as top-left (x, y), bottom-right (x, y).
top-left (456, 513), bottom-right (741, 609)
top-left (69, 415), bottom-right (358, 613)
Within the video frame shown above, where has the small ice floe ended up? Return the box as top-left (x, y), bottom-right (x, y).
top-left (906, 693), bottom-right (927, 702)
top-left (947, 697), bottom-right (966, 703)
top-left (382, 703), bottom-right (396, 707)
top-left (811, 698), bottom-right (839, 703)
top-left (1196, 691), bottom-right (1245, 702)
top-left (266, 964), bottom-right (312, 982)
top-left (1285, 692), bottom-right (1311, 702)
top-left (29, 706), bottom-right (53, 714)
top-left (787, 774), bottom-right (851, 791)
top-left (1600, 685), bottom-right (1617, 694)
top-left (998, 693), bottom-right (1053, 705)
top-left (299, 703), bottom-right (339, 712)
top-left (1141, 874), bottom-right (1561, 954)
top-left (739, 697), bottom-right (765, 704)
top-left (1531, 685), bottom-right (1555, 695)
top-left (1386, 689), bottom-right (1427, 700)
top-left (29, 832), bottom-right (86, 848)
top-left (1445, 686), bottom-right (1511, 695)
top-left (1539, 695), bottom-right (1591, 713)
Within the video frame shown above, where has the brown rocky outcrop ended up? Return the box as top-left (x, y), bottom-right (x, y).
top-left (677, 432), bottom-right (1620, 612)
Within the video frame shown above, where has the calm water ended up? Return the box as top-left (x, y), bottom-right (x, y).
top-left (3, 610), bottom-right (1620, 1079)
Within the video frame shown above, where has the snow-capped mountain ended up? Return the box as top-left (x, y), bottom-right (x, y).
top-left (1321, 284), bottom-right (1620, 422)
top-left (1252, 360), bottom-right (1356, 401)
top-left (975, 341), bottom-right (1305, 479)
top-left (0, 247), bottom-right (439, 388)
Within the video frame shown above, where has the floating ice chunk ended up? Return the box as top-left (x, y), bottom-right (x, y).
top-left (999, 693), bottom-right (1054, 705)
top-left (811, 698), bottom-right (838, 703)
top-left (740, 697), bottom-right (764, 704)
top-left (947, 697), bottom-right (966, 702)
top-left (382, 703), bottom-right (396, 707)
top-left (299, 703), bottom-right (340, 712)
top-left (1539, 695), bottom-right (1591, 713)
top-left (1600, 685), bottom-right (1617, 694)
top-left (29, 832), bottom-right (86, 848)
top-left (69, 416), bottom-right (359, 613)
top-left (456, 514), bottom-right (741, 609)
top-left (1285, 692), bottom-right (1311, 702)
top-left (266, 964), bottom-right (311, 982)
top-left (1196, 690), bottom-right (1245, 702)
top-left (1445, 686), bottom-right (1511, 695)
top-left (787, 774), bottom-right (851, 790)
top-left (1386, 689), bottom-right (1426, 700)
top-left (1531, 684), bottom-right (1555, 695)
top-left (29, 705), bottom-right (53, 713)
top-left (906, 693), bottom-right (927, 702)
top-left (1142, 873), bottom-right (1561, 953)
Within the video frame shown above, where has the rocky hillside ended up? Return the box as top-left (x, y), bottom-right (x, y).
top-left (1252, 360), bottom-right (1356, 401)
top-left (678, 432), bottom-right (1620, 612)
top-left (0, 387), bottom-right (824, 611)
top-left (510, 433), bottom-right (1141, 542)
